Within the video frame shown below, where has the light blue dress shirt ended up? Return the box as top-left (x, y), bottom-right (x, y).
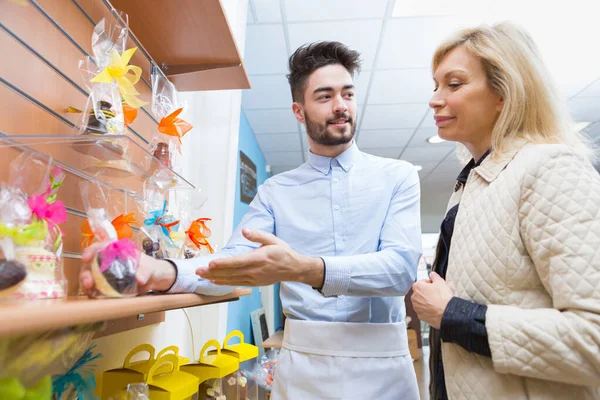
top-left (170, 142), bottom-right (422, 323)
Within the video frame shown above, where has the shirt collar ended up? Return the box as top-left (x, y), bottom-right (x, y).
top-left (456, 149), bottom-right (491, 185)
top-left (307, 141), bottom-right (360, 175)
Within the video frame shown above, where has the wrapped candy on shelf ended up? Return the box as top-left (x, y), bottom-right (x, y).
top-left (150, 65), bottom-right (192, 173)
top-left (52, 344), bottom-right (102, 400)
top-left (138, 180), bottom-right (179, 260)
top-left (80, 182), bottom-right (141, 298)
top-left (0, 322), bottom-right (103, 395)
top-left (81, 189), bottom-right (138, 249)
top-left (0, 151), bottom-right (67, 300)
top-left (72, 13), bottom-right (147, 176)
top-left (171, 189), bottom-right (212, 259)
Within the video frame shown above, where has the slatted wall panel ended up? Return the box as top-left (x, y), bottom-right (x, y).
top-left (0, 0), bottom-right (160, 294)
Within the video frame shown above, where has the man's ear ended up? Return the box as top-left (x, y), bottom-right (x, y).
top-left (292, 102), bottom-right (305, 124)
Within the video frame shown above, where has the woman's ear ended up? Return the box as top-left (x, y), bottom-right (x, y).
top-left (496, 97), bottom-right (504, 112)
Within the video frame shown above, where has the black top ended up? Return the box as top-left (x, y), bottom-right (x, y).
top-left (431, 150), bottom-right (492, 400)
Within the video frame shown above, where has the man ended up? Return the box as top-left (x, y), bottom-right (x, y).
top-left (81, 41), bottom-right (422, 399)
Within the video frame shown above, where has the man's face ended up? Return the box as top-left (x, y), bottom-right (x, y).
top-left (293, 64), bottom-right (357, 146)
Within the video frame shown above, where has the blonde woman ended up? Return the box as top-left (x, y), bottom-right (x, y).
top-left (411, 22), bottom-right (600, 399)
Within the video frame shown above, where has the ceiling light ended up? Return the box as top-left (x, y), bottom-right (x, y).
top-left (414, 165), bottom-right (423, 171)
top-left (428, 135), bottom-right (446, 144)
top-left (573, 121), bottom-right (591, 133)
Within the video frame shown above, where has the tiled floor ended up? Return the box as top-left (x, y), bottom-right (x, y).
top-left (414, 346), bottom-right (430, 400)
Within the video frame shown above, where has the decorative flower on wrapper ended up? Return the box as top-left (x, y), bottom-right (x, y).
top-left (81, 213), bottom-right (137, 248)
top-left (91, 48), bottom-right (147, 109)
top-left (52, 345), bottom-right (101, 400)
top-left (143, 200), bottom-right (180, 247)
top-left (186, 218), bottom-right (214, 254)
top-left (158, 108), bottom-right (193, 152)
top-left (0, 162), bottom-right (67, 300)
top-left (27, 195), bottom-right (67, 226)
top-left (90, 238), bottom-right (140, 298)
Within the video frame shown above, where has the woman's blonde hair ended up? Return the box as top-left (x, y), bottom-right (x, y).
top-left (433, 21), bottom-right (596, 161)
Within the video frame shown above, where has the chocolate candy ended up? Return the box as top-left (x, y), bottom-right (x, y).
top-left (0, 260), bottom-right (27, 291)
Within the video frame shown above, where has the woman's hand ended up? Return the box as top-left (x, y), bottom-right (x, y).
top-left (411, 272), bottom-right (454, 329)
top-left (79, 242), bottom-right (176, 296)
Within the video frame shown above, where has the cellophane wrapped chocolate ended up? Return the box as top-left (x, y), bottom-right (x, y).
top-left (0, 321), bottom-right (103, 394)
top-left (0, 152), bottom-right (67, 301)
top-left (172, 189), bottom-right (213, 259)
top-left (77, 17), bottom-right (128, 149)
top-left (80, 182), bottom-right (140, 298)
top-left (138, 180), bottom-right (179, 260)
top-left (150, 65), bottom-right (192, 176)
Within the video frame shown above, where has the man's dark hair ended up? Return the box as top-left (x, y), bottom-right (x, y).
top-left (287, 41), bottom-right (362, 103)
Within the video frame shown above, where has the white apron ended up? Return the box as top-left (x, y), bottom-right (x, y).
top-left (271, 319), bottom-right (419, 400)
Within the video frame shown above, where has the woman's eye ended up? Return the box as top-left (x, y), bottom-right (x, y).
top-left (448, 83), bottom-right (462, 89)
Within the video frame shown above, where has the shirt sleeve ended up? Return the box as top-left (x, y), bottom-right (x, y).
top-left (320, 166), bottom-right (422, 297)
top-left (440, 296), bottom-right (491, 357)
top-left (166, 182), bottom-right (276, 295)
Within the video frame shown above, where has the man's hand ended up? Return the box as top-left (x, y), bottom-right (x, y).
top-left (411, 272), bottom-right (454, 329)
top-left (196, 228), bottom-right (324, 288)
top-left (79, 242), bottom-right (176, 296)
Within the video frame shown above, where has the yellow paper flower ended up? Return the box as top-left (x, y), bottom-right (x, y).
top-left (91, 48), bottom-right (148, 109)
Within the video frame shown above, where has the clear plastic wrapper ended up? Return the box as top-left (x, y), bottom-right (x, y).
top-left (109, 384), bottom-right (150, 400)
top-left (0, 322), bottom-right (103, 390)
top-left (80, 182), bottom-right (141, 298)
top-left (138, 180), bottom-right (179, 260)
top-left (0, 151), bottom-right (66, 300)
top-left (171, 190), bottom-right (212, 259)
top-left (77, 17), bottom-right (129, 145)
top-left (81, 188), bottom-right (137, 249)
top-left (52, 344), bottom-right (102, 400)
top-left (150, 65), bottom-right (192, 174)
top-left (73, 14), bottom-right (147, 178)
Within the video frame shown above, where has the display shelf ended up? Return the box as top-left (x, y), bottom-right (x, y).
top-left (0, 288), bottom-right (251, 338)
top-left (0, 134), bottom-right (195, 197)
top-left (104, 0), bottom-right (251, 91)
top-left (260, 330), bottom-right (283, 349)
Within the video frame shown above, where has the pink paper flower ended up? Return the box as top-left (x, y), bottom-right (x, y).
top-left (27, 195), bottom-right (67, 225)
top-left (99, 238), bottom-right (140, 273)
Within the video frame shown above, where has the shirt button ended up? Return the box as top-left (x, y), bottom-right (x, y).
top-left (334, 204), bottom-right (341, 210)
top-left (333, 178), bottom-right (340, 183)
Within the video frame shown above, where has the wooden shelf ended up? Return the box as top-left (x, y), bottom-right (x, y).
top-left (260, 330), bottom-right (283, 349)
top-left (0, 288), bottom-right (251, 338)
top-left (106, 0), bottom-right (251, 91)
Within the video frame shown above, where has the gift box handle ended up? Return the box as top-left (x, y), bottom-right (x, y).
top-left (223, 330), bottom-right (245, 349)
top-left (124, 344), bottom-right (155, 368)
top-left (199, 340), bottom-right (221, 363)
top-left (147, 354), bottom-right (179, 384)
top-left (157, 345), bottom-right (181, 359)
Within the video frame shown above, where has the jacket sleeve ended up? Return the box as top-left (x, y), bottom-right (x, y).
top-left (486, 148), bottom-right (600, 386)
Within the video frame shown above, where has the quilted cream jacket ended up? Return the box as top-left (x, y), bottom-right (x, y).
top-left (440, 141), bottom-right (600, 399)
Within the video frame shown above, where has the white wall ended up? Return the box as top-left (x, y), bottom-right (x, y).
top-left (92, 0), bottom-right (249, 387)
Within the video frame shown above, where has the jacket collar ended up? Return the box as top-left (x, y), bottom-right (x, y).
top-left (473, 140), bottom-right (528, 183)
top-left (308, 141), bottom-right (359, 175)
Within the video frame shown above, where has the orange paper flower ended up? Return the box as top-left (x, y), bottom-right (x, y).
top-left (80, 213), bottom-right (137, 248)
top-left (158, 108), bottom-right (193, 144)
top-left (186, 218), bottom-right (214, 254)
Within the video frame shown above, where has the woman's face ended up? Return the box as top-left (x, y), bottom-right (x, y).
top-left (430, 46), bottom-right (503, 156)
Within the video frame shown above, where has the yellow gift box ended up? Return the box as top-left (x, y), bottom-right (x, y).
top-left (218, 330), bottom-right (259, 362)
top-left (144, 354), bottom-right (199, 400)
top-left (182, 340), bottom-right (240, 399)
top-left (101, 344), bottom-right (190, 399)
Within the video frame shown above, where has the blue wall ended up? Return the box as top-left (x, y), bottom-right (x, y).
top-left (227, 111), bottom-right (272, 344)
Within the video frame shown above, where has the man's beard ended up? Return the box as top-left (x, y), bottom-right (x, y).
top-left (304, 110), bottom-right (356, 146)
